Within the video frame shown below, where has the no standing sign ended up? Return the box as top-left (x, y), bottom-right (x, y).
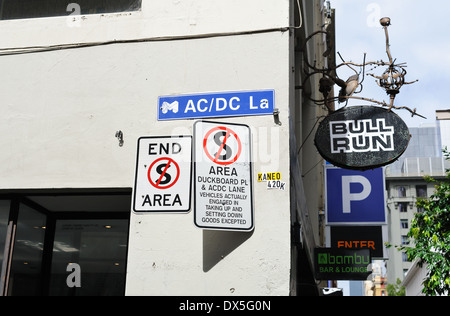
top-left (133, 136), bottom-right (192, 212)
top-left (194, 121), bottom-right (254, 231)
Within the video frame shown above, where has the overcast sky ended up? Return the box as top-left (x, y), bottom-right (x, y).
top-left (330, 0), bottom-right (449, 127)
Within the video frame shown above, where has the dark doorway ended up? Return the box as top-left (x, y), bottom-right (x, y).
top-left (0, 190), bottom-right (131, 296)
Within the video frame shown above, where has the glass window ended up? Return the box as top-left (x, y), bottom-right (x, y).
top-left (416, 185), bottom-right (427, 198)
top-left (402, 252), bottom-right (409, 262)
top-left (49, 219), bottom-right (128, 296)
top-left (0, 200), bottom-right (11, 280)
top-left (7, 203), bottom-right (47, 296)
top-left (397, 186), bottom-right (406, 198)
top-left (0, 192), bottom-right (131, 296)
top-left (400, 219), bottom-right (408, 229)
top-left (401, 235), bottom-right (409, 245)
top-left (399, 202), bottom-right (408, 213)
top-left (0, 0), bottom-right (141, 20)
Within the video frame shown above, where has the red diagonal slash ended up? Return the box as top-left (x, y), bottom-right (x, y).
top-left (213, 130), bottom-right (231, 163)
top-left (156, 159), bottom-right (172, 186)
top-left (148, 157), bottom-right (180, 189)
top-left (203, 126), bottom-right (242, 166)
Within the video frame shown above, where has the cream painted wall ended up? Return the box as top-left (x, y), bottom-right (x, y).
top-left (0, 0), bottom-right (294, 295)
top-left (0, 0), bottom-right (290, 48)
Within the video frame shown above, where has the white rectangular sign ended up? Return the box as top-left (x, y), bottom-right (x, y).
top-left (194, 121), bottom-right (254, 231)
top-left (132, 136), bottom-right (192, 212)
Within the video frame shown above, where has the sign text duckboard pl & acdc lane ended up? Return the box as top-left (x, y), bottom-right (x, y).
top-left (194, 121), bottom-right (253, 231)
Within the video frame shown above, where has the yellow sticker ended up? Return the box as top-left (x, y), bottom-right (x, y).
top-left (257, 172), bottom-right (281, 182)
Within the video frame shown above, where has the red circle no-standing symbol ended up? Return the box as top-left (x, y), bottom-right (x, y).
top-left (203, 126), bottom-right (242, 165)
top-left (147, 157), bottom-right (180, 189)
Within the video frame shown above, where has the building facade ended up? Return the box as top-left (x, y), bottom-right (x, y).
top-left (401, 260), bottom-right (427, 296)
top-left (0, 0), bottom-right (332, 296)
top-left (395, 110), bottom-right (450, 295)
top-left (436, 109), bottom-right (450, 150)
top-left (385, 119), bottom-right (450, 286)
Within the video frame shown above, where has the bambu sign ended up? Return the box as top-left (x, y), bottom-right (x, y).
top-left (314, 106), bottom-right (410, 170)
top-left (314, 248), bottom-right (371, 280)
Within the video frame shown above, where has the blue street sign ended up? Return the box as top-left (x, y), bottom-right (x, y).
top-left (325, 167), bottom-right (386, 224)
top-left (158, 90), bottom-right (274, 121)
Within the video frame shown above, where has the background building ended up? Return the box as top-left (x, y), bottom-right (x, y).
top-left (437, 110), bottom-right (450, 150)
top-left (401, 260), bottom-right (427, 296)
top-left (0, 0), bottom-right (332, 296)
top-left (394, 109), bottom-right (450, 295)
top-left (385, 112), bottom-right (450, 287)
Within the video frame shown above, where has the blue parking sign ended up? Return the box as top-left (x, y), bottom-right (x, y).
top-left (325, 166), bottom-right (386, 224)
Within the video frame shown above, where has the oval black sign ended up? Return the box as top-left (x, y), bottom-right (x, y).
top-left (314, 106), bottom-right (411, 170)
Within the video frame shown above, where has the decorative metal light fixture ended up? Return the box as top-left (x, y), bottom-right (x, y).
top-left (378, 66), bottom-right (406, 96)
top-left (300, 16), bottom-right (424, 119)
top-left (304, 14), bottom-right (424, 170)
top-left (367, 17), bottom-right (419, 113)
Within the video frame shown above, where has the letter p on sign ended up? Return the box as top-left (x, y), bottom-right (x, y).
top-left (325, 167), bottom-right (386, 225)
top-left (342, 176), bottom-right (371, 213)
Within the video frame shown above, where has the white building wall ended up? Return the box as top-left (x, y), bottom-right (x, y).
top-left (438, 119), bottom-right (450, 151)
top-left (0, 0), bottom-right (296, 295)
top-left (402, 260), bottom-right (427, 296)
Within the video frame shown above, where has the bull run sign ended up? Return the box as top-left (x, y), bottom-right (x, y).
top-left (314, 106), bottom-right (411, 170)
top-left (330, 118), bottom-right (394, 154)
